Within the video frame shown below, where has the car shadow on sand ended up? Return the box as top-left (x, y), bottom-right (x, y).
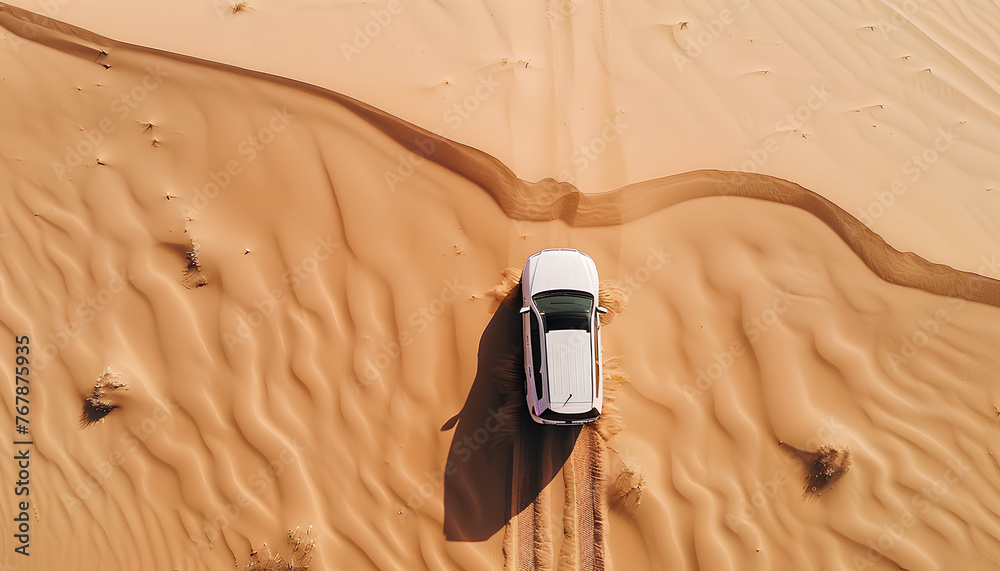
top-left (442, 284), bottom-right (581, 542)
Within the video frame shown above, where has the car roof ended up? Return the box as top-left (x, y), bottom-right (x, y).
top-left (544, 329), bottom-right (594, 413)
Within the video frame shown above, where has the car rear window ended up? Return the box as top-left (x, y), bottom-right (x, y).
top-left (539, 408), bottom-right (599, 422)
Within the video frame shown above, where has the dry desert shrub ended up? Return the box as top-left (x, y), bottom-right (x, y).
top-left (780, 441), bottom-right (853, 498)
top-left (803, 444), bottom-right (852, 497)
top-left (183, 240), bottom-right (207, 288)
top-left (243, 526), bottom-right (316, 570)
top-left (80, 367), bottom-right (127, 427)
top-left (232, 1), bottom-right (253, 14)
top-left (610, 462), bottom-right (646, 517)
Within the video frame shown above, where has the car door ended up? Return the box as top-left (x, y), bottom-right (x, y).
top-left (533, 308), bottom-right (547, 412)
top-left (523, 309), bottom-right (533, 400)
top-left (593, 309), bottom-right (603, 402)
top-left (523, 308), bottom-right (546, 410)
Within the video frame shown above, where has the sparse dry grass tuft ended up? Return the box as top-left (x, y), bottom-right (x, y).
top-left (80, 367), bottom-right (127, 427)
top-left (242, 526), bottom-right (316, 570)
top-left (780, 441), bottom-right (852, 498)
top-left (232, 1), bottom-right (253, 14)
top-left (803, 445), bottom-right (852, 497)
top-left (609, 462), bottom-right (645, 517)
top-left (182, 240), bottom-right (207, 288)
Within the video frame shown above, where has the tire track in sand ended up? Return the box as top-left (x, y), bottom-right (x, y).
top-left (571, 425), bottom-right (606, 571)
top-left (511, 424), bottom-right (554, 570)
top-left (506, 423), bottom-right (607, 571)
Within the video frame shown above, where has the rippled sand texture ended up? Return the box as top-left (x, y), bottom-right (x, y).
top-left (2, 4), bottom-right (1000, 570)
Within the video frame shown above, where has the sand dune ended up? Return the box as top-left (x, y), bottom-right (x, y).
top-left (2, 3), bottom-right (1000, 570)
top-left (5, 0), bottom-right (997, 275)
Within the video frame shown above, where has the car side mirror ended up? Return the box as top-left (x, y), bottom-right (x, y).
top-left (596, 306), bottom-right (608, 315)
top-left (520, 307), bottom-right (531, 314)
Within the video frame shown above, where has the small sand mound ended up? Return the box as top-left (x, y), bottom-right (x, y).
top-left (80, 367), bottom-right (127, 427)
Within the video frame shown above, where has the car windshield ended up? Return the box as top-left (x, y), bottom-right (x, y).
top-left (533, 292), bottom-right (593, 331)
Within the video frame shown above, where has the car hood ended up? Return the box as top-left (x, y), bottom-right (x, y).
top-left (524, 249), bottom-right (600, 297)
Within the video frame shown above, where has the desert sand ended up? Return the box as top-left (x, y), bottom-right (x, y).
top-left (1, 1), bottom-right (999, 570)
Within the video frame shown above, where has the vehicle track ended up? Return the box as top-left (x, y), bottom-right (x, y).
top-left (572, 425), bottom-right (606, 571)
top-left (505, 424), bottom-right (606, 570)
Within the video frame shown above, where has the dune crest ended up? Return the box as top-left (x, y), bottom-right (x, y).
top-left (2, 3), bottom-right (996, 310)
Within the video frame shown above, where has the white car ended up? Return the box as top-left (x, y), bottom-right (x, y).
top-left (520, 249), bottom-right (606, 425)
